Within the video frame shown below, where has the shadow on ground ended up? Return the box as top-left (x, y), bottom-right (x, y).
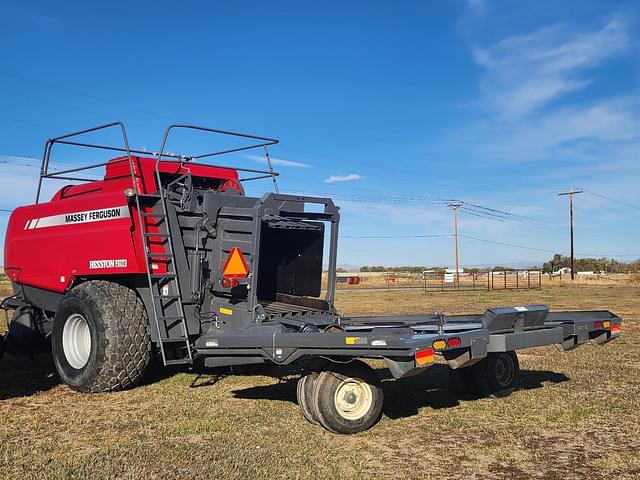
top-left (0, 352), bottom-right (569, 423)
top-left (0, 353), bottom-right (59, 400)
top-left (231, 364), bottom-right (570, 420)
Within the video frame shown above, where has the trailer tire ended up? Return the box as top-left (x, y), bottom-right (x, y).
top-left (449, 361), bottom-right (489, 397)
top-left (297, 372), bottom-right (320, 425)
top-left (52, 281), bottom-right (151, 393)
top-left (483, 351), bottom-right (519, 397)
top-left (312, 361), bottom-right (383, 434)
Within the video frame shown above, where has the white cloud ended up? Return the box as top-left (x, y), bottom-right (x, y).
top-left (324, 174), bottom-right (363, 184)
top-left (245, 154), bottom-right (311, 168)
top-left (473, 17), bottom-right (630, 117)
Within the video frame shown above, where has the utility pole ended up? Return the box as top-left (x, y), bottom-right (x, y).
top-left (558, 190), bottom-right (583, 280)
top-left (448, 202), bottom-right (462, 286)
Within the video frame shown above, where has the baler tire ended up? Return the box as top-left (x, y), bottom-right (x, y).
top-left (297, 373), bottom-right (320, 426)
top-left (52, 280), bottom-right (151, 393)
top-left (311, 360), bottom-right (383, 434)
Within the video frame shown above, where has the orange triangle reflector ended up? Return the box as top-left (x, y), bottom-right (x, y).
top-left (222, 247), bottom-right (249, 278)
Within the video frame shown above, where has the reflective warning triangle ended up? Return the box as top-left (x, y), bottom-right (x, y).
top-left (222, 247), bottom-right (249, 278)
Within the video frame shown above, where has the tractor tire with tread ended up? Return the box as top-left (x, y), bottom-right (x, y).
top-left (51, 280), bottom-right (151, 392)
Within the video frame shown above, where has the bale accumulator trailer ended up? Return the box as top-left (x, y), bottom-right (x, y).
top-left (1, 123), bottom-right (622, 434)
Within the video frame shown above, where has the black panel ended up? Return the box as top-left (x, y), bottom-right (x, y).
top-left (257, 221), bottom-right (324, 300)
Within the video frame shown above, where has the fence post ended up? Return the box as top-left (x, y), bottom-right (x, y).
top-left (516, 270), bottom-right (519, 289)
top-left (504, 271), bottom-right (507, 290)
top-left (487, 272), bottom-right (490, 291)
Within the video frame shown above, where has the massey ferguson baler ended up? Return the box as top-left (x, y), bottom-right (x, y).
top-left (1, 123), bottom-right (622, 434)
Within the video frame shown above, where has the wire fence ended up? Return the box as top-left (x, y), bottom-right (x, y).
top-left (331, 270), bottom-right (543, 292)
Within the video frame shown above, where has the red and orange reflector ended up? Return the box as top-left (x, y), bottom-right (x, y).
top-left (594, 320), bottom-right (612, 330)
top-left (415, 348), bottom-right (434, 366)
top-left (433, 337), bottom-right (462, 350)
top-left (222, 247), bottom-right (249, 279)
top-left (223, 278), bottom-right (240, 288)
top-left (611, 323), bottom-right (622, 335)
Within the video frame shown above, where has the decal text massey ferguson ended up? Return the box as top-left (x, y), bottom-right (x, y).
top-left (24, 206), bottom-right (129, 230)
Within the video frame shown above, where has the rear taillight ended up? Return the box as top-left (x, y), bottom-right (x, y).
top-left (447, 337), bottom-right (462, 348)
top-left (611, 324), bottom-right (621, 334)
top-left (594, 321), bottom-right (603, 329)
top-left (415, 348), bottom-right (434, 366)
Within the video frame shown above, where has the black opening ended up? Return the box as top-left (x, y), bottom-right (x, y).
top-left (257, 220), bottom-right (324, 301)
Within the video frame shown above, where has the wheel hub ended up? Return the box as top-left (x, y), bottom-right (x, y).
top-left (494, 355), bottom-right (514, 388)
top-left (334, 379), bottom-right (373, 421)
top-left (62, 313), bottom-right (92, 369)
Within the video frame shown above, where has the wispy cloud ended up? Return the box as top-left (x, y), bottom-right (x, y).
top-left (324, 174), bottom-right (363, 184)
top-left (245, 154), bottom-right (311, 168)
top-left (466, 0), bottom-right (486, 15)
top-left (446, 13), bottom-right (640, 169)
top-left (473, 16), bottom-right (630, 118)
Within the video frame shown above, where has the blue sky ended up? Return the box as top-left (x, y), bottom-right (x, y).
top-left (1, 0), bottom-right (639, 268)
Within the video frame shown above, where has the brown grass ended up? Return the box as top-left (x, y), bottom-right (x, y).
top-left (1, 284), bottom-right (639, 479)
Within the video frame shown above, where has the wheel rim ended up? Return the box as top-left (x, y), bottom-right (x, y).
top-left (62, 313), bottom-right (92, 369)
top-left (333, 377), bottom-right (373, 421)
top-left (494, 354), bottom-right (515, 388)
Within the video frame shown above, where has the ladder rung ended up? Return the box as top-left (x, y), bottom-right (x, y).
top-left (141, 212), bottom-right (167, 218)
top-left (160, 337), bottom-right (189, 344)
top-left (144, 232), bottom-right (170, 237)
top-left (164, 358), bottom-right (192, 366)
top-left (138, 193), bottom-right (161, 198)
top-left (157, 315), bottom-right (185, 321)
top-left (147, 252), bottom-right (173, 257)
top-left (153, 294), bottom-right (181, 299)
top-left (149, 274), bottom-right (177, 279)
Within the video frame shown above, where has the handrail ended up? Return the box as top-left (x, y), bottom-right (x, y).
top-left (35, 122), bottom-right (281, 203)
top-left (154, 124), bottom-right (280, 192)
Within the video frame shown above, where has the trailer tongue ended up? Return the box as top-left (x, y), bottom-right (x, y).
top-left (1, 123), bottom-right (622, 434)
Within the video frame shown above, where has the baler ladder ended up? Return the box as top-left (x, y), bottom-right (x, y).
top-left (137, 187), bottom-right (193, 366)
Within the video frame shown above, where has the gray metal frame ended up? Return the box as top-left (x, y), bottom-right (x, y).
top-left (27, 122), bottom-right (622, 375)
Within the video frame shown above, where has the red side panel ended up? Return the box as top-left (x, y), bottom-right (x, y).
top-left (4, 191), bottom-right (144, 292)
top-left (4, 155), bottom-right (242, 294)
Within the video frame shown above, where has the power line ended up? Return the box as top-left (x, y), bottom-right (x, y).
top-left (584, 189), bottom-right (640, 212)
top-left (340, 234), bottom-right (452, 239)
top-left (341, 232), bottom-right (639, 258)
top-left (459, 234), bottom-right (639, 258)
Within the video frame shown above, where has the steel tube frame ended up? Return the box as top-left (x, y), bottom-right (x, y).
top-left (36, 122), bottom-right (281, 203)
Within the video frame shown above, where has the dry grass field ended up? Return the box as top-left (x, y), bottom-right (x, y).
top-left (1, 283), bottom-right (639, 479)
